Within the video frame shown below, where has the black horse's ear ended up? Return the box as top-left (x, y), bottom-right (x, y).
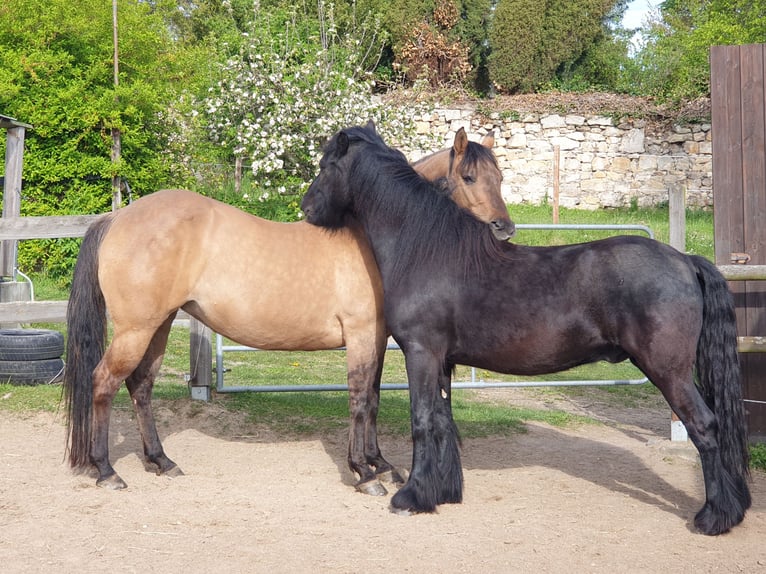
top-left (337, 131), bottom-right (350, 157)
top-left (365, 119), bottom-right (376, 133)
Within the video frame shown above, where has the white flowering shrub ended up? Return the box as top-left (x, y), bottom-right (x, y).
top-left (198, 3), bottom-right (436, 220)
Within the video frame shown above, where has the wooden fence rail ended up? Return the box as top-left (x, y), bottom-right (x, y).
top-left (0, 215), bottom-right (100, 241)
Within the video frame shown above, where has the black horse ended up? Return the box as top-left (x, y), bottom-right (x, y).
top-left (301, 124), bottom-right (751, 536)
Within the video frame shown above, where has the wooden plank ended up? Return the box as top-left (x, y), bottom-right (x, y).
top-left (0, 300), bottom-right (68, 323)
top-left (668, 184), bottom-right (685, 251)
top-left (740, 44), bottom-right (766, 433)
top-left (710, 45), bottom-right (746, 316)
top-left (0, 214), bottom-right (102, 240)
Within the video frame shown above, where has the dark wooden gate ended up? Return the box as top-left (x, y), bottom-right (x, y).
top-left (710, 44), bottom-right (766, 440)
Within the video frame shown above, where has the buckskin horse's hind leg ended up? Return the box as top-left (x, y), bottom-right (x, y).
top-left (90, 357), bottom-right (128, 489)
top-left (125, 315), bottom-right (183, 479)
top-left (90, 322), bottom-right (177, 489)
top-left (90, 330), bottom-right (156, 489)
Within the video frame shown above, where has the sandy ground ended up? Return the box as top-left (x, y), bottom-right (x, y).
top-left (1, 390), bottom-right (765, 574)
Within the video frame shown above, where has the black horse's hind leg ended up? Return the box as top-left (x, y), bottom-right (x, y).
top-left (390, 347), bottom-right (462, 514)
top-left (647, 368), bottom-right (749, 535)
top-left (672, 385), bottom-right (748, 535)
top-left (125, 315), bottom-right (183, 478)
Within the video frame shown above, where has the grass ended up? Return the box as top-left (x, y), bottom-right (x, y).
top-left (506, 203), bottom-right (714, 259)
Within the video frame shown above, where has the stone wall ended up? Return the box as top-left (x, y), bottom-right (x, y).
top-left (405, 105), bottom-right (712, 209)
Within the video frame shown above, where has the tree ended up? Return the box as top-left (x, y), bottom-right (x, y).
top-left (357, 0), bottom-right (492, 91)
top-left (196, 3), bottom-right (435, 220)
top-left (0, 0), bottom-right (195, 278)
top-left (634, 0), bottom-right (766, 100)
top-left (487, 0), bottom-right (545, 92)
top-left (488, 0), bottom-right (617, 93)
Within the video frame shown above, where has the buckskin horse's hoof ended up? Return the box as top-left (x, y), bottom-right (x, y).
top-left (157, 465), bottom-right (185, 478)
top-left (379, 467), bottom-right (408, 485)
top-left (355, 478), bottom-right (388, 496)
top-left (96, 473), bottom-right (128, 490)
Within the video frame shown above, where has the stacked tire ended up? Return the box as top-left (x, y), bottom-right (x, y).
top-left (0, 329), bottom-right (65, 385)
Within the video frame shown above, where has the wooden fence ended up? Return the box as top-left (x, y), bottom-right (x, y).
top-left (710, 43), bottom-right (766, 438)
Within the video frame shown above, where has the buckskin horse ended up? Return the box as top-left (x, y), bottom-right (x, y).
top-left (64, 125), bottom-right (513, 496)
top-left (300, 123), bottom-right (750, 535)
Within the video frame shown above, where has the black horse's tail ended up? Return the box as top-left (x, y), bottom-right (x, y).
top-left (64, 214), bottom-right (115, 470)
top-left (692, 255), bottom-right (751, 505)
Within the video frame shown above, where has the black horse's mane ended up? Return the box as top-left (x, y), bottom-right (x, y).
top-left (338, 125), bottom-right (509, 284)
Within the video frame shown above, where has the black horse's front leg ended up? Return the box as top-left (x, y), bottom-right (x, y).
top-left (390, 348), bottom-right (463, 514)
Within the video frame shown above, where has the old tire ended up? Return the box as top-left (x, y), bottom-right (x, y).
top-left (0, 357), bottom-right (65, 385)
top-left (0, 329), bottom-right (65, 361)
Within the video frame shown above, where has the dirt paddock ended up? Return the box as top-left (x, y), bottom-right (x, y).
top-left (1, 390), bottom-right (765, 573)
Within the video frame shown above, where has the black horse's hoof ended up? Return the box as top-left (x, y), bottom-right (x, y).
top-left (390, 483), bottom-right (435, 515)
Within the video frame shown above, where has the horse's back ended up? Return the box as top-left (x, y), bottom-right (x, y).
top-left (400, 234), bottom-right (705, 374)
top-left (98, 189), bottom-right (383, 349)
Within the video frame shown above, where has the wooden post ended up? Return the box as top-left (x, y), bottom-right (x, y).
top-left (552, 145), bottom-right (560, 224)
top-left (1, 126), bottom-right (26, 278)
top-left (0, 280), bottom-right (32, 328)
top-left (669, 183), bottom-right (686, 254)
top-left (668, 183), bottom-right (689, 442)
top-left (189, 317), bottom-right (212, 400)
top-left (235, 156), bottom-right (243, 194)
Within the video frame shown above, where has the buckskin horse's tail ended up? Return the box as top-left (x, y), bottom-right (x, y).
top-left (64, 214), bottom-right (115, 470)
top-left (691, 254), bottom-right (751, 531)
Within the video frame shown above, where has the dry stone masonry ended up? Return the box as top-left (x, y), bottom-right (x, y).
top-left (406, 105), bottom-right (712, 210)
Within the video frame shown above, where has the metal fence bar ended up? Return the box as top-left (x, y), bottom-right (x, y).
top-left (514, 223), bottom-right (654, 239)
top-left (214, 223), bottom-right (654, 394)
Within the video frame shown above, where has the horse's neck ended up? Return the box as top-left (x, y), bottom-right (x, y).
top-left (412, 150), bottom-right (448, 180)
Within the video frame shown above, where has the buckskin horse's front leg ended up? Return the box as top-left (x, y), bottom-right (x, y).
top-left (346, 342), bottom-right (405, 495)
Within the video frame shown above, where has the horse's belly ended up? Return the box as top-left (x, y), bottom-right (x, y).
top-left (451, 331), bottom-right (625, 377)
top-left (184, 296), bottom-right (349, 351)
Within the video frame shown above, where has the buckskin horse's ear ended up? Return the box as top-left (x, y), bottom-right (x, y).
top-left (453, 127), bottom-right (468, 155)
top-left (481, 130), bottom-right (495, 149)
top-left (337, 131), bottom-right (350, 157)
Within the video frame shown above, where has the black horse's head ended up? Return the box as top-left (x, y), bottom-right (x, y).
top-left (302, 129), bottom-right (354, 229)
top-left (302, 121), bottom-right (393, 229)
